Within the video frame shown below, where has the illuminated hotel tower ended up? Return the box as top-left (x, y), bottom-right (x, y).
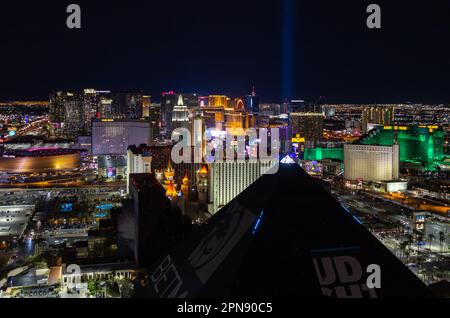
top-left (208, 95), bottom-right (228, 108)
top-left (344, 144), bottom-right (400, 182)
top-left (362, 106), bottom-right (395, 134)
top-left (160, 91), bottom-right (178, 136)
top-left (172, 94), bottom-right (190, 129)
top-left (290, 112), bottom-right (324, 149)
top-left (209, 158), bottom-right (278, 214)
top-left (142, 95), bottom-right (151, 117)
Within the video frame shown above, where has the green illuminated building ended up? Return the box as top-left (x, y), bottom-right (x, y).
top-left (303, 125), bottom-right (445, 169)
top-left (304, 147), bottom-right (344, 161)
top-left (359, 126), bottom-right (444, 167)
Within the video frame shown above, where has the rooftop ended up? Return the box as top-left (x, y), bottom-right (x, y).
top-left (130, 173), bottom-right (164, 193)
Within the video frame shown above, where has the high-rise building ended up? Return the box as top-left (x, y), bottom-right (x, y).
top-left (301, 125), bottom-right (446, 171)
top-left (127, 145), bottom-right (153, 192)
top-left (359, 125), bottom-right (445, 168)
top-left (51, 89), bottom-right (119, 137)
top-left (127, 173), bottom-right (171, 267)
top-left (245, 87), bottom-right (260, 114)
top-left (209, 95), bottom-right (228, 109)
top-left (202, 94), bottom-right (249, 132)
top-left (259, 104), bottom-right (281, 116)
top-left (50, 92), bottom-right (86, 137)
top-left (362, 106), bottom-right (395, 134)
top-left (160, 92), bottom-right (198, 137)
top-left (160, 91), bottom-right (178, 136)
top-left (49, 91), bottom-right (84, 137)
top-left (82, 89), bottom-right (99, 133)
top-left (290, 113), bottom-right (324, 148)
top-left (209, 159), bottom-right (278, 213)
top-left (98, 97), bottom-right (113, 120)
top-left (197, 164), bottom-right (209, 209)
top-left (179, 93), bottom-right (199, 109)
top-left (146, 103), bottom-right (161, 139)
top-left (81, 89), bottom-right (114, 133)
top-left (92, 119), bottom-right (152, 156)
top-left (289, 99), bottom-right (322, 113)
top-left (142, 95), bottom-right (152, 117)
top-left (64, 95), bottom-right (84, 137)
top-left (171, 94), bottom-right (190, 130)
top-left (202, 107), bottom-right (225, 131)
top-left (224, 111), bottom-right (245, 131)
top-left (147, 103), bottom-right (161, 122)
top-left (111, 91), bottom-right (144, 119)
top-left (49, 91), bottom-right (67, 124)
top-left (344, 144), bottom-right (400, 182)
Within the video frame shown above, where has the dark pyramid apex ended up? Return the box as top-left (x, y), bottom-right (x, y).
top-left (145, 163), bottom-right (433, 298)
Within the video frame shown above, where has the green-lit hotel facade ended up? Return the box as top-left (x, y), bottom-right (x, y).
top-left (304, 125), bottom-right (446, 170)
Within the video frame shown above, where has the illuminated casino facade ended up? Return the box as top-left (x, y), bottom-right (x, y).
top-left (0, 148), bottom-right (81, 173)
top-left (304, 147), bottom-right (344, 161)
top-left (344, 144), bottom-right (400, 182)
top-left (359, 125), bottom-right (445, 168)
top-left (304, 125), bottom-right (446, 170)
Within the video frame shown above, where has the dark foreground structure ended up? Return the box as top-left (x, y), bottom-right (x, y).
top-left (144, 163), bottom-right (433, 298)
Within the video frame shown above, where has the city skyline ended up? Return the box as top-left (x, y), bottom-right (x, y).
top-left (0, 0), bottom-right (449, 302)
top-left (1, 88), bottom-right (450, 105)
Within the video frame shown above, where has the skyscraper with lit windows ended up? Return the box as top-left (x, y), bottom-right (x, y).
top-left (49, 91), bottom-right (84, 137)
top-left (362, 105), bottom-right (395, 134)
top-left (290, 112), bottom-right (324, 149)
top-left (209, 159), bottom-right (278, 214)
top-left (111, 91), bottom-right (144, 119)
top-left (172, 94), bottom-right (190, 130)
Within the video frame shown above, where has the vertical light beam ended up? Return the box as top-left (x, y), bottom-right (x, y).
top-left (282, 0), bottom-right (295, 102)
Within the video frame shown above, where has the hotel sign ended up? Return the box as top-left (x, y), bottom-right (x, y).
top-left (292, 134), bottom-right (306, 143)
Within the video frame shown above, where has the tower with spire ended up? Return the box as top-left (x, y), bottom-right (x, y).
top-left (181, 173), bottom-right (190, 198)
top-left (172, 94), bottom-right (190, 130)
top-left (156, 159), bottom-right (178, 199)
top-left (245, 86), bottom-right (260, 115)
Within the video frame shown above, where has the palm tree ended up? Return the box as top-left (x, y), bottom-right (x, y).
top-left (395, 221), bottom-right (403, 237)
top-left (399, 241), bottom-right (409, 262)
top-left (439, 231), bottom-right (446, 252)
top-left (428, 234), bottom-right (435, 251)
top-left (404, 247), bottom-right (411, 265)
top-left (118, 277), bottom-right (134, 298)
top-left (414, 230), bottom-right (424, 252)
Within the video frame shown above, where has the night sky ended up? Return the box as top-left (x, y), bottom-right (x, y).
top-left (0, 0), bottom-right (449, 103)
